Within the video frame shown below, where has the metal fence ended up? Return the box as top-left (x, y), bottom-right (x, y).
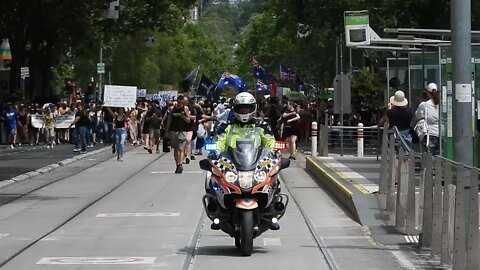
top-left (318, 124), bottom-right (383, 157)
top-left (379, 124), bottom-right (479, 269)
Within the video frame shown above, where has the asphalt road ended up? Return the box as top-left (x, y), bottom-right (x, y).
top-left (0, 143), bottom-right (108, 182)
top-left (0, 147), bottom-right (433, 269)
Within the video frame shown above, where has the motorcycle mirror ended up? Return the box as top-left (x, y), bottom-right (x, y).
top-left (280, 157), bottom-right (290, 170)
top-left (199, 159), bottom-right (213, 171)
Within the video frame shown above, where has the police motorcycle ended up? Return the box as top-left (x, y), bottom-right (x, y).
top-left (199, 129), bottom-right (290, 256)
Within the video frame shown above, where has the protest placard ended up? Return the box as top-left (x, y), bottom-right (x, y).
top-left (157, 91), bottom-right (178, 108)
top-left (103, 85), bottom-right (137, 108)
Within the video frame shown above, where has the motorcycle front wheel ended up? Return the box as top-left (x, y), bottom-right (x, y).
top-left (240, 210), bottom-right (254, 256)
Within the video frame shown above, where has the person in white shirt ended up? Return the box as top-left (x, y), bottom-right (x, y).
top-left (415, 83), bottom-right (440, 155)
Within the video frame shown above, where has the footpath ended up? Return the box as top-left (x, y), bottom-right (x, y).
top-left (299, 143), bottom-right (443, 269)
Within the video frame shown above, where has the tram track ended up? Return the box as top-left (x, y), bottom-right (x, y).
top-left (0, 150), bottom-right (166, 268)
top-left (182, 168), bottom-right (339, 270)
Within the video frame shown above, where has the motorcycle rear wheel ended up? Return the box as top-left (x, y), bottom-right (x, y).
top-left (240, 210), bottom-right (254, 256)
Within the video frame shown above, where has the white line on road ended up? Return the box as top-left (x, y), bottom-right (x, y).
top-left (263, 238), bottom-right (281, 246)
top-left (37, 257), bottom-right (156, 265)
top-left (96, 212), bottom-right (181, 218)
top-left (151, 171), bottom-right (204, 174)
top-left (391, 251), bottom-right (417, 269)
top-left (0, 233), bottom-right (9, 239)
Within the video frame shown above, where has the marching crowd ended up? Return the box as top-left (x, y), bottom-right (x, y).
top-left (0, 94), bottom-right (323, 169)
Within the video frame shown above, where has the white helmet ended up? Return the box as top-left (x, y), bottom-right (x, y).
top-left (233, 92), bottom-right (256, 123)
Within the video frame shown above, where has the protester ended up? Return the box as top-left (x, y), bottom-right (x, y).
top-left (69, 103), bottom-right (89, 154)
top-left (1, 103), bottom-right (18, 149)
top-left (43, 107), bottom-right (56, 149)
top-left (281, 101), bottom-right (301, 160)
top-left (165, 95), bottom-right (191, 174)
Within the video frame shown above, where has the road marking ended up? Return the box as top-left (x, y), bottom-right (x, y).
top-left (96, 212), bottom-right (180, 218)
top-left (0, 233), bottom-right (9, 239)
top-left (360, 184), bottom-right (379, 193)
top-left (88, 158), bottom-right (97, 161)
top-left (391, 251), bottom-right (416, 269)
top-left (263, 238), bottom-right (281, 246)
top-left (328, 162), bottom-right (347, 168)
top-left (151, 171), bottom-right (204, 174)
top-left (404, 235), bottom-right (419, 243)
top-left (37, 257), bottom-right (156, 265)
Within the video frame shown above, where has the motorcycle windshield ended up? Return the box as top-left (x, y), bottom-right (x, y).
top-left (229, 138), bottom-right (261, 171)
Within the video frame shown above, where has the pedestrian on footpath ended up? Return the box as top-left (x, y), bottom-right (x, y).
top-left (165, 95), bottom-right (191, 174)
top-left (387, 90), bottom-right (415, 150)
top-left (415, 83), bottom-right (440, 156)
top-left (69, 103), bottom-right (89, 154)
top-left (1, 102), bottom-right (18, 149)
top-left (43, 107), bottom-right (56, 149)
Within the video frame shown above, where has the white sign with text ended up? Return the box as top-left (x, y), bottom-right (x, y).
top-left (103, 85), bottom-right (137, 108)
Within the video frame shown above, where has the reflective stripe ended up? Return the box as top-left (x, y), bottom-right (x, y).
top-left (226, 125), bottom-right (262, 149)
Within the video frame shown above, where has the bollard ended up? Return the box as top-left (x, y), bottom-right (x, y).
top-left (357, 123), bottom-right (364, 157)
top-left (311, 122), bottom-right (318, 157)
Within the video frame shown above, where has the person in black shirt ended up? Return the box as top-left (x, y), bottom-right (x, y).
top-left (165, 95), bottom-right (191, 174)
top-left (387, 90), bottom-right (414, 149)
top-left (101, 105), bottom-right (114, 144)
top-left (69, 103), bottom-right (89, 153)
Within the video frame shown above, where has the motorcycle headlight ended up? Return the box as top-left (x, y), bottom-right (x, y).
top-left (254, 170), bottom-right (267, 183)
top-left (225, 171), bottom-right (238, 183)
top-left (238, 171), bottom-right (254, 189)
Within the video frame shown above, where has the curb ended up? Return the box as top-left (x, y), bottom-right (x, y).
top-left (305, 157), bottom-right (360, 223)
top-left (0, 147), bottom-right (110, 189)
top-left (305, 156), bottom-right (388, 227)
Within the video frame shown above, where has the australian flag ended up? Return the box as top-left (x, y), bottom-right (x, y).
top-left (253, 59), bottom-right (277, 82)
top-left (197, 75), bottom-right (216, 98)
top-left (255, 80), bottom-right (271, 92)
top-left (217, 72), bottom-right (247, 92)
top-left (280, 64), bottom-right (298, 82)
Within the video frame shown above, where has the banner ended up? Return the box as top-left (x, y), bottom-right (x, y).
top-left (137, 88), bottom-right (147, 98)
top-left (157, 91), bottom-right (178, 108)
top-left (103, 85), bottom-right (137, 108)
top-left (30, 115), bottom-right (76, 129)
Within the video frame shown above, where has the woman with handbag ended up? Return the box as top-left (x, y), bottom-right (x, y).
top-left (415, 83), bottom-right (440, 155)
top-left (387, 91), bottom-right (414, 149)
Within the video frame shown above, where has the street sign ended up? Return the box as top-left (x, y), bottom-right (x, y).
top-left (97, 63), bottom-right (105, 74)
top-left (20, 67), bottom-right (29, 79)
top-left (105, 0), bottom-right (120, 19)
top-left (333, 73), bottom-right (352, 114)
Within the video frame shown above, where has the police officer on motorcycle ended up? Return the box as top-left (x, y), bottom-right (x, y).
top-left (215, 92), bottom-right (276, 151)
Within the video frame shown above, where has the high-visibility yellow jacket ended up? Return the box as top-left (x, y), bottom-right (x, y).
top-left (216, 119), bottom-right (276, 151)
